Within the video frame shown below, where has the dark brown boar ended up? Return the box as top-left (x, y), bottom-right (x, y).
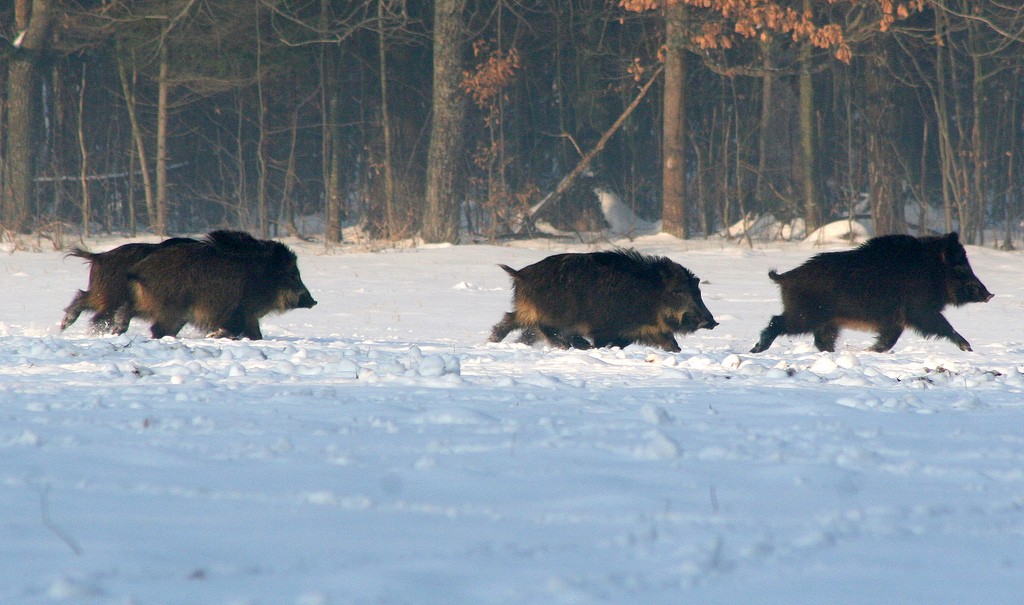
top-left (489, 249), bottom-right (718, 352)
top-left (61, 237), bottom-right (196, 334)
top-left (126, 230), bottom-right (317, 339)
top-left (750, 232), bottom-right (993, 354)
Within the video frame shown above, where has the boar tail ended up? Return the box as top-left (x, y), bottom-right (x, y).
top-left (498, 264), bottom-right (520, 279)
top-left (768, 270), bottom-right (783, 283)
top-left (65, 247), bottom-right (96, 261)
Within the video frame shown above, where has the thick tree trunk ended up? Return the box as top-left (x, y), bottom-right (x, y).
top-left (865, 45), bottom-right (905, 236)
top-left (77, 67), bottom-right (90, 237)
top-left (3, 0), bottom-right (55, 233)
top-left (661, 3), bottom-right (688, 238)
top-left (377, 0), bottom-right (397, 239)
top-left (755, 42), bottom-right (772, 211)
top-left (969, 30), bottom-right (984, 245)
top-left (256, 12), bottom-right (269, 238)
top-left (155, 41), bottom-right (169, 236)
top-left (798, 12), bottom-right (820, 233)
top-left (320, 0), bottom-right (343, 245)
top-left (117, 48), bottom-right (155, 236)
top-left (422, 0), bottom-right (467, 244)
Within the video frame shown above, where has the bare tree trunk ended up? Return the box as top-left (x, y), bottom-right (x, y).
top-left (377, 0), bottom-right (397, 239)
top-left (1003, 66), bottom-right (1019, 250)
top-left (47, 62), bottom-right (65, 222)
top-left (77, 66), bottom-right (91, 237)
top-left (117, 47), bottom-right (155, 235)
top-left (234, 93), bottom-right (247, 227)
top-left (279, 107), bottom-right (300, 237)
top-left (3, 0), bottom-right (56, 233)
top-left (155, 40), bottom-right (169, 236)
top-left (932, 10), bottom-right (955, 234)
top-left (320, 0), bottom-right (343, 246)
top-left (422, 0), bottom-right (468, 244)
top-left (865, 44), bottom-right (905, 236)
top-left (969, 29), bottom-right (985, 245)
top-left (798, 7), bottom-right (820, 233)
top-left (661, 3), bottom-right (688, 238)
top-left (690, 135), bottom-right (708, 236)
top-left (256, 11), bottom-right (269, 238)
top-left (755, 41), bottom-right (772, 211)
top-left (127, 140), bottom-right (137, 236)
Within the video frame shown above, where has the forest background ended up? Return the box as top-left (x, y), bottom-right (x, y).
top-left (1, 0), bottom-right (1022, 249)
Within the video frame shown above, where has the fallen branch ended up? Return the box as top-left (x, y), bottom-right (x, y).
top-left (517, 63), bottom-right (665, 235)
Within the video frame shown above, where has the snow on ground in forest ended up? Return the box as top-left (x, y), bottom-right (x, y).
top-left (1, 232), bottom-right (1023, 604)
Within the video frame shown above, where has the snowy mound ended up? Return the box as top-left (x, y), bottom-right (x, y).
top-left (724, 213), bottom-right (807, 241)
top-left (595, 187), bottom-right (661, 237)
top-left (804, 219), bottom-right (870, 245)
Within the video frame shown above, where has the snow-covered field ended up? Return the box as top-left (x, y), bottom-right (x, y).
top-left (2, 232), bottom-right (1023, 604)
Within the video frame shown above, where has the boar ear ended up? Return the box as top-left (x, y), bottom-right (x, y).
top-left (946, 232), bottom-right (960, 243)
top-left (656, 263), bottom-right (684, 287)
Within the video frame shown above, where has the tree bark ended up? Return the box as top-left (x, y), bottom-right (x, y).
top-left (378, 0), bottom-right (397, 239)
top-left (422, 0), bottom-right (468, 244)
top-left (3, 0), bottom-right (55, 233)
top-left (865, 43), bottom-right (905, 236)
top-left (256, 7), bottom-right (269, 238)
top-left (661, 3), bottom-right (688, 238)
top-left (968, 22), bottom-right (984, 245)
top-left (117, 47), bottom-right (155, 236)
top-left (755, 42), bottom-right (772, 211)
top-left (798, 1), bottom-right (820, 233)
top-left (77, 66), bottom-right (91, 237)
top-left (155, 40), bottom-right (169, 236)
top-left (320, 0), bottom-right (343, 246)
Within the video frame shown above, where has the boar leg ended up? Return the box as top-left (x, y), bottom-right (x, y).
top-left (537, 325), bottom-right (574, 349)
top-left (150, 319), bottom-right (186, 339)
top-left (634, 332), bottom-right (681, 353)
top-left (592, 332), bottom-right (633, 350)
top-left (110, 304), bottom-right (135, 335)
top-left (91, 307), bottom-right (122, 334)
top-left (60, 290), bottom-right (90, 331)
top-left (489, 312), bottom-right (519, 343)
top-left (517, 327), bottom-right (539, 345)
top-left (239, 315), bottom-right (263, 340)
top-left (868, 324), bottom-right (904, 353)
top-left (812, 323), bottom-right (839, 352)
top-left (208, 311), bottom-right (262, 340)
top-left (908, 313), bottom-right (972, 352)
top-left (750, 315), bottom-right (786, 353)
top-left (622, 333), bottom-right (679, 352)
top-left (568, 335), bottom-right (592, 349)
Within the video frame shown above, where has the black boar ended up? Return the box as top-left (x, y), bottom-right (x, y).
top-left (61, 237), bottom-right (196, 334)
top-left (126, 230), bottom-right (317, 339)
top-left (489, 249), bottom-right (718, 352)
top-left (750, 232), bottom-right (993, 354)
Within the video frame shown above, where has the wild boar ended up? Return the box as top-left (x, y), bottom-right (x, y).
top-left (489, 249), bottom-right (718, 352)
top-left (750, 232), bottom-right (993, 353)
top-left (61, 237), bottom-right (196, 334)
top-left (126, 230), bottom-right (316, 339)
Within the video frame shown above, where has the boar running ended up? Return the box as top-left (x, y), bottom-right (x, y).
top-left (489, 249), bottom-right (718, 352)
top-left (61, 237), bottom-right (196, 334)
top-left (126, 230), bottom-right (317, 339)
top-left (750, 232), bottom-right (993, 354)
